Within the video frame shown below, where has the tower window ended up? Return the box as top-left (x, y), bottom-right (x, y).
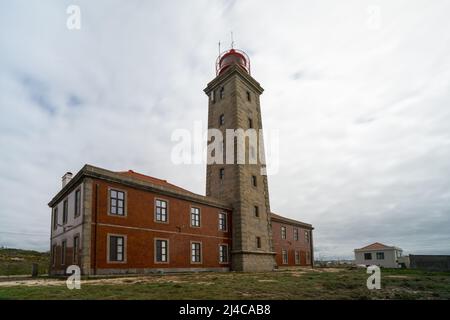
top-left (247, 91), bottom-right (251, 102)
top-left (253, 205), bottom-right (259, 217)
top-left (210, 90), bottom-right (216, 103)
top-left (219, 114), bottom-right (225, 126)
top-left (248, 118), bottom-right (253, 129)
top-left (251, 175), bottom-right (257, 187)
top-left (219, 86), bottom-right (224, 99)
top-left (219, 168), bottom-right (224, 180)
top-left (256, 236), bottom-right (261, 249)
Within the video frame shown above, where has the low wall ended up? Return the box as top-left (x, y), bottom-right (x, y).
top-left (409, 255), bottom-right (450, 272)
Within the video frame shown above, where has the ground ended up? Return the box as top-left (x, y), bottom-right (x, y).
top-left (1, 267), bottom-right (449, 300)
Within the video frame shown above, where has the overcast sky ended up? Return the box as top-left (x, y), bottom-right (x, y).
top-left (1, 0), bottom-right (450, 259)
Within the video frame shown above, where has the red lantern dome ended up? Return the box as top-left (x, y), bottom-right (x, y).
top-left (216, 48), bottom-right (251, 76)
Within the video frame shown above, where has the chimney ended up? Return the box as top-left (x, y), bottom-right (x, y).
top-left (62, 172), bottom-right (73, 188)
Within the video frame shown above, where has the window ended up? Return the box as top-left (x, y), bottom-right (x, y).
top-left (246, 91), bottom-right (251, 102)
top-left (61, 240), bottom-right (66, 265)
top-left (219, 114), bottom-right (225, 126)
top-left (155, 239), bottom-right (168, 263)
top-left (293, 228), bottom-right (299, 241)
top-left (281, 226), bottom-right (287, 240)
top-left (52, 244), bottom-right (57, 266)
top-left (251, 175), bottom-right (257, 187)
top-left (364, 253), bottom-right (372, 260)
top-left (63, 199), bottom-right (68, 225)
top-left (376, 252), bottom-right (385, 260)
top-left (306, 251), bottom-right (310, 264)
top-left (218, 212), bottom-right (227, 231)
top-left (74, 189), bottom-right (81, 217)
top-left (295, 251), bottom-right (300, 264)
top-left (305, 230), bottom-right (310, 243)
top-left (248, 118), bottom-right (253, 129)
top-left (73, 235), bottom-right (79, 264)
top-left (256, 236), bottom-right (261, 249)
top-left (191, 207), bottom-right (201, 227)
top-left (210, 90), bottom-right (216, 103)
top-left (219, 168), bottom-right (225, 180)
top-left (253, 205), bottom-right (259, 217)
top-left (155, 199), bottom-right (168, 222)
top-left (282, 249), bottom-right (288, 264)
top-left (110, 189), bottom-right (125, 216)
top-left (53, 207), bottom-right (58, 230)
top-left (191, 242), bottom-right (201, 263)
top-left (219, 245), bottom-right (229, 263)
top-left (219, 86), bottom-right (224, 99)
top-left (109, 235), bottom-right (125, 262)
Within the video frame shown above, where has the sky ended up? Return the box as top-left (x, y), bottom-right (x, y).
top-left (1, 0), bottom-right (450, 259)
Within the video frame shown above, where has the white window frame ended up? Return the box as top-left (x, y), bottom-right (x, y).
top-left (107, 233), bottom-right (127, 263)
top-left (154, 238), bottom-right (169, 264)
top-left (154, 198), bottom-right (169, 223)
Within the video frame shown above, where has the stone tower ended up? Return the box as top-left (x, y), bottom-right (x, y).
top-left (204, 49), bottom-right (276, 271)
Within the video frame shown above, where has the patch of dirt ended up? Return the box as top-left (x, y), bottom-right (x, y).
top-left (257, 279), bottom-right (278, 282)
top-left (385, 275), bottom-right (412, 279)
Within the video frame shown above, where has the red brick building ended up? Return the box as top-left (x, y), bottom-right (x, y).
top-left (48, 48), bottom-right (313, 275)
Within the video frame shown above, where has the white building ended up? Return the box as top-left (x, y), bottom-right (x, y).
top-left (354, 242), bottom-right (403, 268)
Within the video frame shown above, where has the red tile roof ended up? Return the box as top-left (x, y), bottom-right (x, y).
top-left (117, 170), bottom-right (197, 195)
top-left (357, 242), bottom-right (394, 250)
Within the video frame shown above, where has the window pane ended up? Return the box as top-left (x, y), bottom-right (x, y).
top-left (111, 190), bottom-right (117, 198)
top-left (118, 192), bottom-right (124, 200)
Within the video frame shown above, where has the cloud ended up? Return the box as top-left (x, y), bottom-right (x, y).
top-left (0, 0), bottom-right (450, 259)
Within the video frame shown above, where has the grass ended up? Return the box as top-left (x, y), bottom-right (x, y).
top-left (0, 248), bottom-right (49, 276)
top-left (0, 267), bottom-right (449, 300)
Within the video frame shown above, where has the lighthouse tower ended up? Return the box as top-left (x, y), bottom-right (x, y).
top-left (204, 48), bottom-right (276, 271)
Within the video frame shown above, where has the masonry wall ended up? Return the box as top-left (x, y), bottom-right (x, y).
top-left (50, 180), bottom-right (86, 275)
top-left (272, 220), bottom-right (313, 267)
top-left (89, 179), bottom-right (232, 274)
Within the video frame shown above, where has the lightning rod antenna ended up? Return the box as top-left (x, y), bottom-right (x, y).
top-left (230, 31), bottom-right (234, 49)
